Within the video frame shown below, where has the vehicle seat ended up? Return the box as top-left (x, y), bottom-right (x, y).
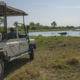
top-left (7, 32), bottom-right (16, 39)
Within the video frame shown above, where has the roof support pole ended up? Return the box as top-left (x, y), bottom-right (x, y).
top-left (23, 13), bottom-right (26, 34)
top-left (4, 4), bottom-right (7, 40)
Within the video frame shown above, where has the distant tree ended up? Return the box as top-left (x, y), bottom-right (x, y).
top-left (29, 22), bottom-right (35, 27)
top-left (0, 17), bottom-right (3, 25)
top-left (31, 27), bottom-right (36, 30)
top-left (51, 21), bottom-right (57, 27)
top-left (21, 24), bottom-right (24, 29)
top-left (66, 25), bottom-right (69, 28)
top-left (59, 26), bottom-right (61, 29)
top-left (40, 25), bottom-right (43, 26)
top-left (70, 26), bottom-right (74, 28)
top-left (13, 21), bottom-right (18, 26)
top-left (35, 23), bottom-right (40, 26)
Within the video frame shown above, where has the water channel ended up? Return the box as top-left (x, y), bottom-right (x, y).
top-left (29, 30), bottom-right (80, 37)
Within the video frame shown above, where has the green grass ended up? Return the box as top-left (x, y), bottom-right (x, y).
top-left (2, 36), bottom-right (80, 80)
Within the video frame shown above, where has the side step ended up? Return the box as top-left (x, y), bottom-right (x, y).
top-left (9, 51), bottom-right (31, 62)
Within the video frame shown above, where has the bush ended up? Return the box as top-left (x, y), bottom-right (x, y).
top-left (31, 27), bottom-right (36, 30)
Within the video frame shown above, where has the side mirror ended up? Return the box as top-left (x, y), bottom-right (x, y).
top-left (27, 25), bottom-right (30, 30)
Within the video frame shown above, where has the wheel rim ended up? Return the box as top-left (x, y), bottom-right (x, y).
top-left (0, 63), bottom-right (2, 74)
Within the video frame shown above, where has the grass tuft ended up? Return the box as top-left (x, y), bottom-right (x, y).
top-left (25, 68), bottom-right (40, 77)
top-left (53, 63), bottom-right (69, 69)
top-left (66, 57), bottom-right (79, 65)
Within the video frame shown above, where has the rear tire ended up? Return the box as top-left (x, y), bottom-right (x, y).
top-left (0, 59), bottom-right (4, 78)
top-left (30, 46), bottom-right (34, 60)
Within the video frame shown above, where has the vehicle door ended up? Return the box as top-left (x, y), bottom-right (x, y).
top-left (18, 37), bottom-right (29, 53)
top-left (18, 27), bottom-right (29, 53)
top-left (7, 27), bottom-right (19, 57)
top-left (7, 39), bottom-right (19, 57)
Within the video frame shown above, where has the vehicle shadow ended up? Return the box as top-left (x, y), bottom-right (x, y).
top-left (1, 57), bottom-right (32, 79)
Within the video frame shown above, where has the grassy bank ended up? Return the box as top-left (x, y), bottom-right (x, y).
top-left (29, 29), bottom-right (74, 32)
top-left (2, 36), bottom-right (80, 80)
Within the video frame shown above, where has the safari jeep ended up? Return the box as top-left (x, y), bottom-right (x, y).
top-left (0, 1), bottom-right (36, 78)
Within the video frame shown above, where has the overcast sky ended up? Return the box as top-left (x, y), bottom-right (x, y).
top-left (1, 0), bottom-right (80, 27)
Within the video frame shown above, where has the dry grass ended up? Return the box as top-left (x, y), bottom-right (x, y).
top-left (66, 57), bottom-right (79, 65)
top-left (1, 36), bottom-right (80, 80)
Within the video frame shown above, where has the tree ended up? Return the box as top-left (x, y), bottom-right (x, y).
top-left (31, 27), bottom-right (36, 30)
top-left (51, 21), bottom-right (57, 27)
top-left (29, 22), bottom-right (35, 27)
top-left (66, 25), bottom-right (69, 29)
top-left (0, 17), bottom-right (3, 25)
top-left (13, 21), bottom-right (18, 26)
top-left (35, 23), bottom-right (40, 26)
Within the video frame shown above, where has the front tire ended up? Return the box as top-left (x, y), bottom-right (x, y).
top-left (0, 59), bottom-right (4, 78)
top-left (30, 46), bottom-right (34, 60)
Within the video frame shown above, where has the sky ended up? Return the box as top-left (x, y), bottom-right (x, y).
top-left (1, 0), bottom-right (80, 27)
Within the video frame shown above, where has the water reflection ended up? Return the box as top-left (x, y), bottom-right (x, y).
top-left (29, 31), bottom-right (80, 37)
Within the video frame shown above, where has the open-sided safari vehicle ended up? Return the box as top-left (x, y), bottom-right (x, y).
top-left (0, 1), bottom-right (36, 78)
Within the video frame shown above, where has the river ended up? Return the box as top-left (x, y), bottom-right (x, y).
top-left (29, 30), bottom-right (80, 37)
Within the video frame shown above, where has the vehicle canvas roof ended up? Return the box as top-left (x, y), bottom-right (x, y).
top-left (0, 1), bottom-right (28, 16)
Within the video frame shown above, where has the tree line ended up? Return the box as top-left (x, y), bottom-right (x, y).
top-left (28, 21), bottom-right (74, 30)
top-left (0, 17), bottom-right (75, 31)
top-left (5, 21), bottom-right (76, 31)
